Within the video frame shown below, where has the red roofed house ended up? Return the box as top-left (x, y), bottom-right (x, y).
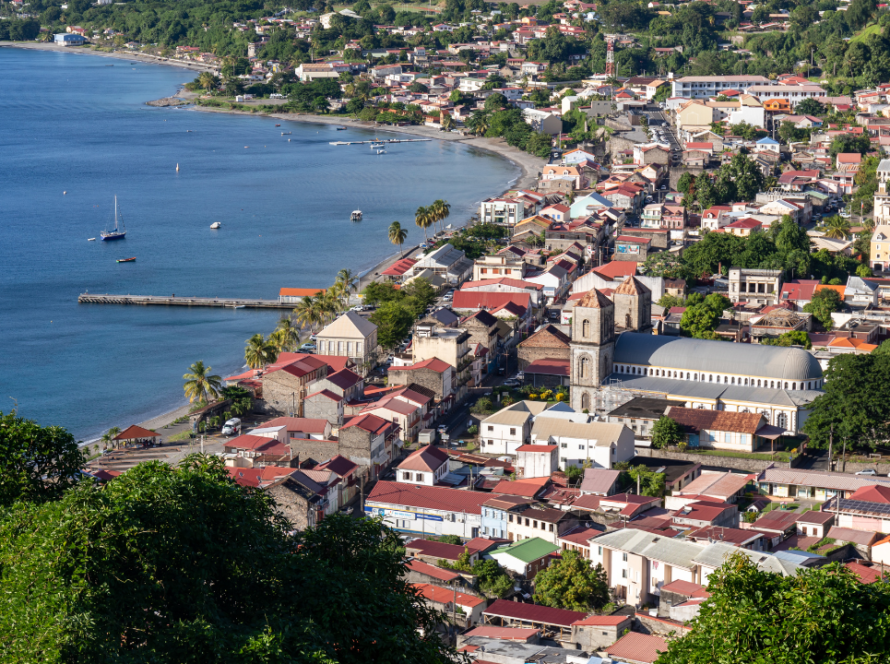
top-left (366, 480), bottom-right (491, 538)
top-left (380, 257), bottom-right (418, 282)
top-left (483, 598), bottom-right (587, 640)
top-left (388, 357), bottom-right (455, 402)
top-left (458, 626), bottom-right (541, 645)
top-left (261, 353), bottom-right (337, 416)
top-left (451, 290), bottom-right (532, 314)
top-left (592, 260), bottom-right (640, 281)
top-left (223, 434), bottom-right (294, 466)
top-left (413, 583), bottom-right (487, 626)
top-left (340, 413), bottom-right (401, 479)
top-left (460, 277), bottom-right (544, 308)
top-left (406, 538), bottom-right (482, 565)
top-left (606, 631), bottom-right (669, 664)
top-left (279, 287), bottom-right (326, 304)
top-left (571, 614), bottom-right (634, 650)
top-left (397, 445), bottom-right (450, 485)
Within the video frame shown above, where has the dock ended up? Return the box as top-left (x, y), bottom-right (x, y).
top-left (329, 138), bottom-right (432, 146)
top-left (78, 293), bottom-right (293, 309)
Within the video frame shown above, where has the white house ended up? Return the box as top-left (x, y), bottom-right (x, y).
top-left (530, 417), bottom-right (635, 470)
top-left (479, 401), bottom-right (556, 455)
top-left (396, 445), bottom-right (450, 486)
top-left (315, 311), bottom-right (378, 374)
top-left (365, 481), bottom-right (487, 539)
top-left (515, 444), bottom-right (558, 478)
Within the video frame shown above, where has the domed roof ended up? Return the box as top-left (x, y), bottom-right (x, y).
top-left (614, 333), bottom-right (822, 381)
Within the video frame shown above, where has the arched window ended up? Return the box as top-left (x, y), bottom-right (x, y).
top-left (580, 357), bottom-right (589, 379)
top-left (582, 319), bottom-right (590, 338)
top-left (724, 376), bottom-right (728, 384)
top-left (709, 375), bottom-right (713, 382)
top-left (744, 378), bottom-right (749, 386)
top-left (777, 412), bottom-right (788, 429)
top-left (581, 392), bottom-right (590, 410)
top-left (784, 382), bottom-right (789, 389)
top-left (770, 381), bottom-right (775, 388)
top-left (687, 373), bottom-right (691, 379)
top-left (792, 383), bottom-right (797, 390)
top-left (757, 379), bottom-right (761, 387)
top-left (731, 377), bottom-right (735, 385)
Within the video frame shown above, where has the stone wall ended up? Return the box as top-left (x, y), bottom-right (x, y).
top-left (635, 612), bottom-right (691, 639)
top-left (518, 345), bottom-right (570, 371)
top-left (288, 438), bottom-right (342, 466)
top-left (389, 367), bottom-right (447, 400)
top-left (668, 167), bottom-right (705, 191)
top-left (635, 449), bottom-right (797, 473)
top-left (303, 396), bottom-right (341, 426)
top-left (266, 480), bottom-right (313, 531)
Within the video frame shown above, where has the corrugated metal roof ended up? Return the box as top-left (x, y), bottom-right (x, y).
top-left (482, 400), bottom-right (553, 426)
top-left (367, 481), bottom-right (493, 514)
top-left (483, 599), bottom-right (588, 627)
top-left (609, 373), bottom-right (822, 407)
top-left (531, 418), bottom-right (628, 446)
top-left (759, 468), bottom-right (890, 492)
top-left (678, 472), bottom-right (751, 500)
top-left (491, 537), bottom-right (559, 564)
top-left (590, 529), bottom-right (701, 569)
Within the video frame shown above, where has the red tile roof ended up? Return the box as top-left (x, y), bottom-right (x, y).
top-left (261, 417), bottom-right (329, 434)
top-left (848, 484), bottom-right (890, 504)
top-left (114, 425), bottom-right (161, 440)
top-left (605, 632), bottom-right (669, 664)
top-left (406, 558), bottom-right (461, 582)
top-left (342, 413), bottom-right (394, 435)
top-left (399, 445), bottom-right (450, 472)
top-left (389, 357), bottom-right (452, 373)
top-left (324, 368), bottom-right (364, 390)
top-left (381, 257), bottom-right (418, 276)
top-left (572, 614), bottom-right (631, 626)
top-left (492, 477), bottom-right (550, 498)
top-left (592, 261), bottom-right (639, 279)
top-left (524, 358), bottom-right (570, 376)
top-left (452, 291), bottom-right (531, 311)
top-left (315, 454), bottom-right (358, 478)
top-left (484, 599), bottom-right (587, 627)
top-left (413, 583), bottom-right (486, 607)
top-left (660, 580), bottom-right (706, 596)
top-left (368, 481), bottom-right (492, 514)
top-left (227, 465), bottom-right (296, 488)
top-left (305, 389), bottom-right (342, 402)
top-left (845, 562), bottom-right (885, 584)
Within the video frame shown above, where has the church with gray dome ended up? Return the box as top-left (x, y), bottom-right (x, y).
top-left (569, 278), bottom-right (823, 433)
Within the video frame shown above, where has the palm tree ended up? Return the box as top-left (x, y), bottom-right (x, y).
top-left (415, 205), bottom-right (433, 244)
top-left (198, 71), bottom-right (219, 92)
top-left (441, 114), bottom-right (455, 131)
top-left (431, 199), bottom-right (451, 235)
top-left (182, 361), bottom-right (223, 404)
top-left (388, 221), bottom-right (408, 255)
top-left (244, 333), bottom-right (277, 370)
top-left (823, 215), bottom-right (851, 239)
top-left (336, 269), bottom-right (359, 296)
top-left (294, 295), bottom-right (323, 333)
top-left (318, 290), bottom-right (342, 323)
top-left (101, 426), bottom-right (121, 450)
top-left (270, 318), bottom-right (299, 353)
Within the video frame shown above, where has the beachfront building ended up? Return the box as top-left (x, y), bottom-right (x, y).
top-left (315, 311), bottom-right (378, 376)
top-left (54, 33), bottom-right (86, 45)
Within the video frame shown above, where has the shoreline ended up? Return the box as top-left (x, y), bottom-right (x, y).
top-left (0, 41), bottom-right (218, 73)
top-left (6, 44), bottom-right (543, 439)
top-left (193, 104), bottom-right (543, 192)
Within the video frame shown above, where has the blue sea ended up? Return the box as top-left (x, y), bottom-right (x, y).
top-left (0, 47), bottom-right (519, 440)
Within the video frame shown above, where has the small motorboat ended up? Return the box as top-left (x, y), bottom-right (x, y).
top-left (281, 131), bottom-right (291, 135)
top-left (335, 126), bottom-right (347, 130)
top-left (376, 149), bottom-right (386, 155)
top-left (351, 210), bottom-right (363, 221)
top-left (275, 124), bottom-right (281, 127)
top-left (87, 238), bottom-right (96, 241)
top-left (370, 143), bottom-right (384, 149)
top-left (210, 222), bottom-right (221, 229)
top-left (117, 257), bottom-right (136, 263)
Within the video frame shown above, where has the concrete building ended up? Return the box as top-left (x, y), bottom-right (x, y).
top-left (479, 400), bottom-right (555, 455)
top-left (728, 268), bottom-right (783, 307)
top-left (412, 324), bottom-right (473, 394)
top-left (315, 311), bottom-right (378, 375)
top-left (671, 75), bottom-right (772, 99)
top-left (530, 417), bottom-right (635, 471)
top-left (397, 445), bottom-right (450, 486)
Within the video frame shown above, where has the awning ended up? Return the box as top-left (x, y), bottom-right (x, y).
top-left (755, 424), bottom-right (786, 440)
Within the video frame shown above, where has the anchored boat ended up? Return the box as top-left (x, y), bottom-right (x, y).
top-left (116, 257), bottom-right (136, 263)
top-left (101, 196), bottom-right (127, 241)
top-left (351, 210), bottom-right (363, 221)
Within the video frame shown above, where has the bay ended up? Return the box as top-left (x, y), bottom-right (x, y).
top-left (0, 48), bottom-right (519, 440)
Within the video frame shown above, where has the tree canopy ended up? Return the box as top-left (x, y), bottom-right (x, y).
top-left (533, 550), bottom-right (610, 611)
top-left (0, 410), bottom-right (85, 508)
top-left (0, 455), bottom-right (458, 664)
top-left (657, 554), bottom-right (890, 664)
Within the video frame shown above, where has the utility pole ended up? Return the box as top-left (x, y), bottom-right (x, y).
top-left (828, 426), bottom-right (834, 473)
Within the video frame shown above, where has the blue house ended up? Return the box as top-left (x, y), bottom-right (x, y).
top-left (54, 33), bottom-right (86, 45)
top-left (755, 136), bottom-right (780, 154)
top-left (480, 494), bottom-right (529, 540)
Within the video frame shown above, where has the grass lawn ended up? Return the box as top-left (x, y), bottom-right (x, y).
top-left (852, 23), bottom-right (883, 43)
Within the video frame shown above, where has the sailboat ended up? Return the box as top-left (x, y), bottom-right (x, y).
top-left (101, 196), bottom-right (127, 241)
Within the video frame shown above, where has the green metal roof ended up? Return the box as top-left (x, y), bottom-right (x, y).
top-left (491, 537), bottom-right (559, 564)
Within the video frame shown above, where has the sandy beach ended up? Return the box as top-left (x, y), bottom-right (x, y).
top-left (0, 41), bottom-right (218, 73)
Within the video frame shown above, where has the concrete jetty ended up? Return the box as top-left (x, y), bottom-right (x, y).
top-left (78, 293), bottom-right (293, 309)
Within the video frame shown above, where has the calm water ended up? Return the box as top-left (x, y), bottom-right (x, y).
top-left (0, 48), bottom-right (518, 440)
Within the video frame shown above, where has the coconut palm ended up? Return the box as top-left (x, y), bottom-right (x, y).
top-left (441, 114), bottom-right (455, 131)
top-left (823, 215), bottom-right (851, 239)
top-left (336, 268), bottom-right (359, 296)
top-left (272, 316), bottom-right (300, 352)
top-left (244, 333), bottom-right (278, 370)
top-left (198, 71), bottom-right (219, 92)
top-left (293, 295), bottom-right (323, 333)
top-left (318, 290), bottom-right (342, 323)
top-left (415, 205), bottom-right (434, 244)
top-left (388, 221), bottom-right (408, 255)
top-left (431, 199), bottom-right (451, 235)
top-left (101, 426), bottom-right (121, 450)
top-left (182, 361), bottom-right (223, 404)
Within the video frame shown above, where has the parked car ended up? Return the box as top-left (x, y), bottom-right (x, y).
top-left (503, 379), bottom-right (521, 388)
top-left (221, 418), bottom-right (241, 436)
top-left (856, 469), bottom-right (877, 476)
top-left (299, 342), bottom-right (317, 352)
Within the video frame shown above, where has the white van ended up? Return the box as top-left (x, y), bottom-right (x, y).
top-left (221, 418), bottom-right (241, 436)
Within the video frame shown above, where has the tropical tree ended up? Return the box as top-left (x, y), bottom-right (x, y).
top-left (652, 416), bottom-right (684, 449)
top-left (441, 114), bottom-right (455, 131)
top-left (198, 71), bottom-right (219, 92)
top-left (270, 317), bottom-right (300, 353)
top-left (388, 221), bottom-right (408, 255)
top-left (822, 215), bottom-right (852, 239)
top-left (244, 334), bottom-right (277, 370)
top-left (431, 199), bottom-right (451, 235)
top-left (182, 361), bottom-right (223, 404)
top-left (533, 550), bottom-right (610, 611)
top-left (0, 411), bottom-right (86, 507)
top-left (101, 426), bottom-right (122, 450)
top-left (336, 268), bottom-right (359, 296)
top-left (293, 294), bottom-right (323, 333)
top-left (414, 205), bottom-right (434, 244)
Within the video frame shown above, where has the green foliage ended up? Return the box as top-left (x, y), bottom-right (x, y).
top-left (803, 351), bottom-right (890, 450)
top-left (657, 554), bottom-right (890, 664)
top-left (533, 550), bottom-right (610, 611)
top-left (652, 416), bottom-right (684, 450)
top-left (370, 300), bottom-right (418, 350)
top-left (761, 330), bottom-right (812, 349)
top-left (442, 551), bottom-right (513, 597)
top-left (680, 303), bottom-right (720, 339)
top-left (803, 288), bottom-right (843, 329)
top-left (564, 465), bottom-right (584, 484)
top-left (434, 534), bottom-right (463, 546)
top-left (0, 455), bottom-right (457, 663)
top-left (796, 98), bottom-right (826, 116)
top-left (0, 19), bottom-right (41, 41)
top-left (829, 132), bottom-right (872, 158)
top-left (0, 411), bottom-right (85, 508)
top-left (617, 463), bottom-right (666, 497)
